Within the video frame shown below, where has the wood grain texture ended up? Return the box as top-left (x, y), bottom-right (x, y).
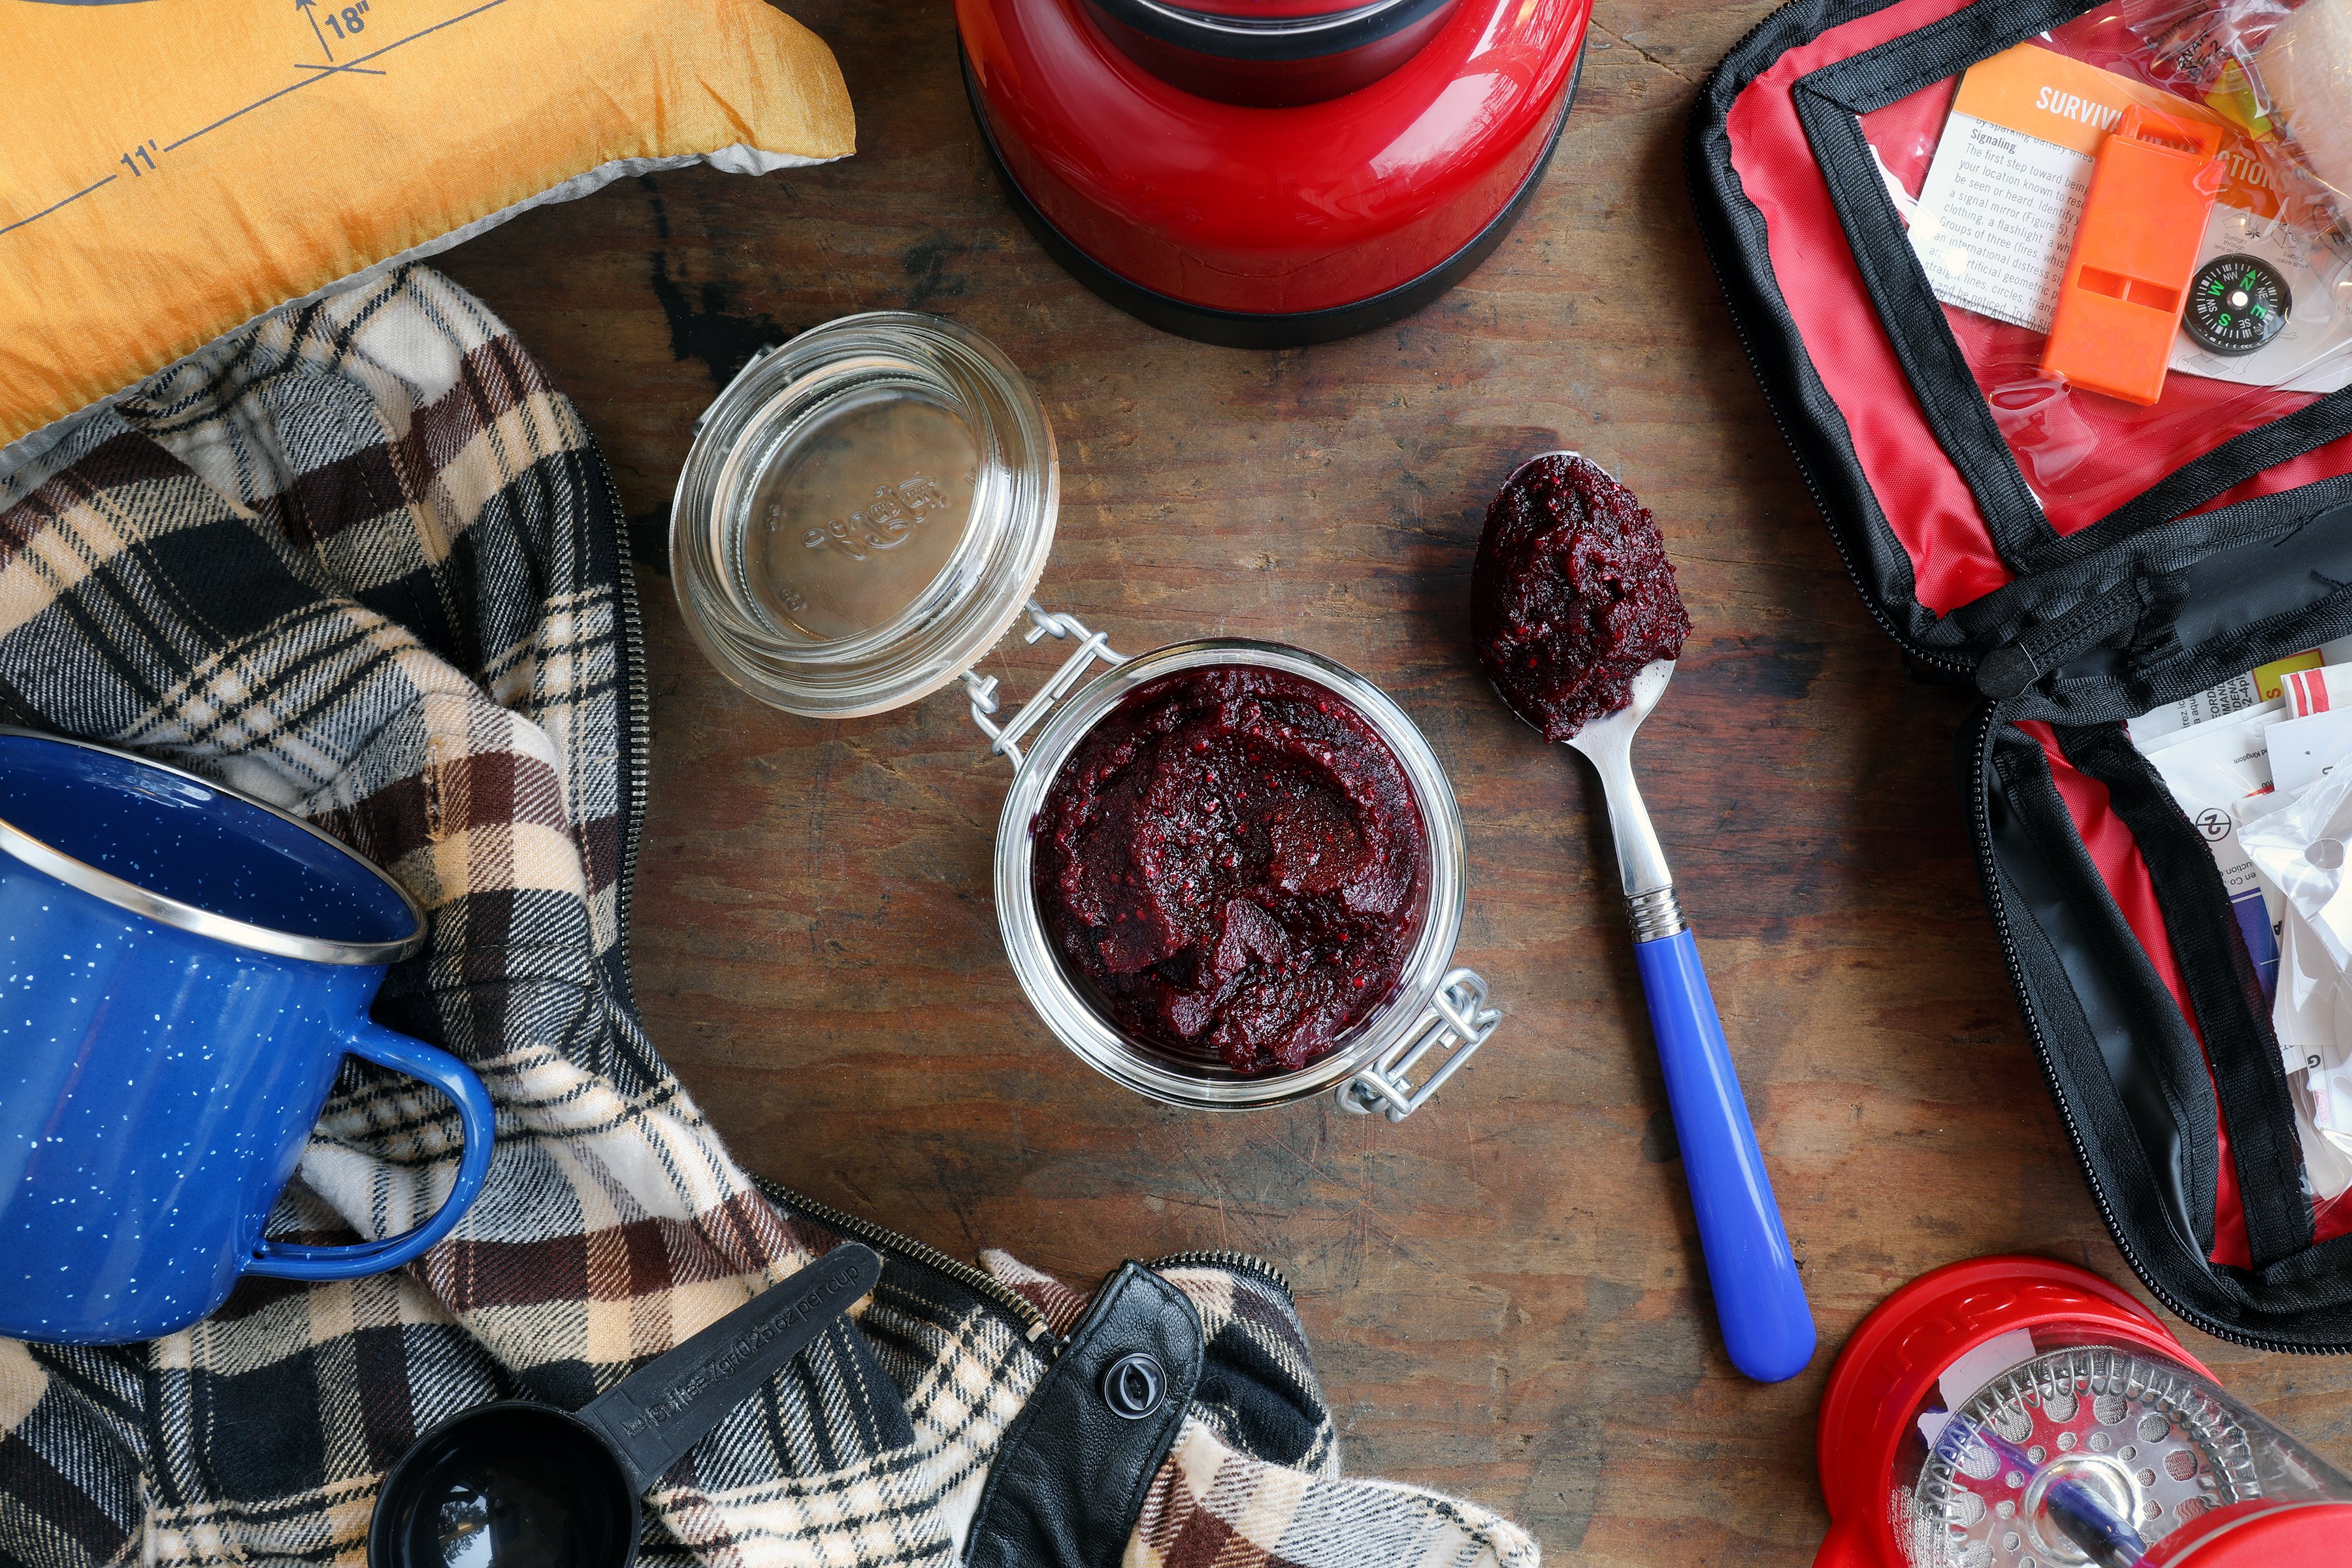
top-left (431, 1), bottom-right (2352, 1560)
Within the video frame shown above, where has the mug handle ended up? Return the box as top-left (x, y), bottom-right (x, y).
top-left (244, 1019), bottom-right (497, 1282)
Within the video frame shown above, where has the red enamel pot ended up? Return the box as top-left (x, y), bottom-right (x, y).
top-left (956, 0), bottom-right (1591, 346)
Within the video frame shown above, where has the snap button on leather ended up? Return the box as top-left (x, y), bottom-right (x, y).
top-left (1099, 1351), bottom-right (1166, 1419)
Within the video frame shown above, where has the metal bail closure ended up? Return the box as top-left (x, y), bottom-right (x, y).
top-left (1336, 968), bottom-right (1500, 1121)
top-left (979, 620), bottom-right (1501, 1120)
top-left (964, 600), bottom-right (1126, 767)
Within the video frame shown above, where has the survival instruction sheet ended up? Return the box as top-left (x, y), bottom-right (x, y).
top-left (1904, 43), bottom-right (2352, 393)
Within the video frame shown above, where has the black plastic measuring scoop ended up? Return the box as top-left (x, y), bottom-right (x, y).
top-left (367, 1242), bottom-right (883, 1568)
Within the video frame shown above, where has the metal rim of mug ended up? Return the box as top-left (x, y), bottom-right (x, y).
top-left (0, 728), bottom-right (427, 968)
top-left (992, 640), bottom-right (1469, 1111)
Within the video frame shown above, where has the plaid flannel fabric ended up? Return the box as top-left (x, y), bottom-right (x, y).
top-left (0, 267), bottom-right (1537, 1568)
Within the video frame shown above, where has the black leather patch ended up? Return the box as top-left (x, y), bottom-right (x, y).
top-left (965, 1264), bottom-right (1205, 1568)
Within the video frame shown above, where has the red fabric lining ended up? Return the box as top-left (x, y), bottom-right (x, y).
top-left (2021, 722), bottom-right (2352, 1261)
top-left (2020, 722), bottom-right (2254, 1267)
top-left (1725, 10), bottom-right (2352, 610)
top-left (1724, 0), bottom-right (2010, 615)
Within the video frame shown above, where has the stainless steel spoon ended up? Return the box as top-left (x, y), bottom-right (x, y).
top-left (1564, 655), bottom-right (1813, 1382)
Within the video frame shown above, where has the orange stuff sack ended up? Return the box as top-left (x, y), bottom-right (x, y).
top-left (0, 0), bottom-right (855, 461)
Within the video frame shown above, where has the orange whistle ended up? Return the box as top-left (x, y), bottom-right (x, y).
top-left (2040, 105), bottom-right (2226, 406)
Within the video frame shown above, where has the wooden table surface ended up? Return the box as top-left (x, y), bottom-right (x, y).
top-left (435, 1), bottom-right (2352, 1560)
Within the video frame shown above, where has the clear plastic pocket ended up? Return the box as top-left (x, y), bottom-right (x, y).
top-left (1861, 4), bottom-right (2352, 534)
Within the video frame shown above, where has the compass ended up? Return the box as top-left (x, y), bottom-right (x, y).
top-left (2183, 254), bottom-right (2290, 355)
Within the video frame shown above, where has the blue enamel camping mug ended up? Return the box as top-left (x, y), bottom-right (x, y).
top-left (0, 730), bottom-right (495, 1345)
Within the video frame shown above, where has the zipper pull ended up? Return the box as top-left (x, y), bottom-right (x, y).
top-left (1976, 579), bottom-right (2148, 701)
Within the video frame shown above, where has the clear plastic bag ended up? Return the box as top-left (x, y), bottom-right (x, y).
top-left (2128, 636), bottom-right (2352, 1245)
top-left (2247, 0), bottom-right (2352, 223)
top-left (2240, 768), bottom-right (2352, 1209)
top-left (1863, 3), bottom-right (2352, 531)
top-left (2126, 0), bottom-right (2289, 115)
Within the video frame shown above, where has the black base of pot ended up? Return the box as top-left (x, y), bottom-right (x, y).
top-left (958, 44), bottom-right (1582, 350)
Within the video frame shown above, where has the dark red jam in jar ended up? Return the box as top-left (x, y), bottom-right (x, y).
top-left (1471, 453), bottom-right (1691, 741)
top-left (1032, 666), bottom-right (1430, 1075)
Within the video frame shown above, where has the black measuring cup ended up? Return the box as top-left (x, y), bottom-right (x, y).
top-left (367, 1242), bottom-right (883, 1568)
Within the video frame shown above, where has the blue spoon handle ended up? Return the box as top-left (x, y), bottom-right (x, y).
top-left (1632, 925), bottom-right (1816, 1382)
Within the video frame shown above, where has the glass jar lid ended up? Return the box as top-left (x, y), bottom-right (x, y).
top-left (670, 312), bottom-right (1058, 718)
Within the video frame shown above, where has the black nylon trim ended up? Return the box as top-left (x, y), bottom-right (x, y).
top-left (1982, 730), bottom-right (2210, 1256)
top-left (1994, 739), bottom-right (2221, 1252)
top-left (2072, 389), bottom-right (2352, 546)
top-left (1686, 0), bottom-right (1963, 657)
top-left (2055, 725), bottom-right (2315, 1267)
top-left (1961, 472), bottom-right (2352, 601)
top-left (1798, 0), bottom-right (2086, 110)
top-left (1788, 0), bottom-right (2091, 570)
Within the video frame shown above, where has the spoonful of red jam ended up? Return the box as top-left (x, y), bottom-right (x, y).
top-left (1469, 451), bottom-right (1814, 1385)
top-left (1471, 451), bottom-right (1691, 739)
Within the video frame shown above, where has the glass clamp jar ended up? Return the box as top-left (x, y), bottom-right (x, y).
top-left (672, 312), bottom-right (1503, 1117)
top-left (969, 600), bottom-right (1501, 1119)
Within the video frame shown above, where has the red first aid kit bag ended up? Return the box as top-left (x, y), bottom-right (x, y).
top-left (1691, 0), bottom-right (2352, 1348)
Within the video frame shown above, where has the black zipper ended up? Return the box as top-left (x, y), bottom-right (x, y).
top-left (1967, 704), bottom-right (2348, 1354)
top-left (759, 1178), bottom-right (1055, 1342)
top-left (1972, 578), bottom-right (2148, 703)
top-left (589, 433), bottom-right (652, 1000)
top-left (751, 1183), bottom-right (1299, 1345)
top-left (1145, 1249), bottom-right (1296, 1298)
